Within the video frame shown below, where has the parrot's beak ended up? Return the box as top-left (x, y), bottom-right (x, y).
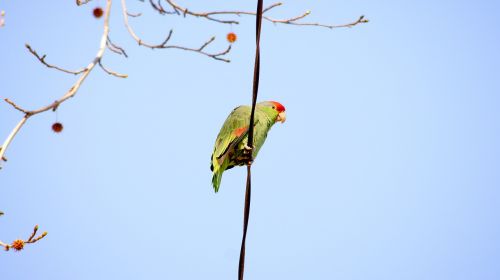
top-left (276, 111), bottom-right (286, 123)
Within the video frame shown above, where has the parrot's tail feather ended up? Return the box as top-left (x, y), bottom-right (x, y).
top-left (212, 171), bottom-right (223, 193)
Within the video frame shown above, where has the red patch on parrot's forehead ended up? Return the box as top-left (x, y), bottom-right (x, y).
top-left (269, 101), bottom-right (285, 112)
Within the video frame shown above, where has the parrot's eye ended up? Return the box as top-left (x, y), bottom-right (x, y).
top-left (272, 106), bottom-right (276, 109)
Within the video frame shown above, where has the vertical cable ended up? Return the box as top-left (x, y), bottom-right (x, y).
top-left (238, 0), bottom-right (263, 279)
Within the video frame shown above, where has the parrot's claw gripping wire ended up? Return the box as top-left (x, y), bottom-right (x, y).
top-left (239, 145), bottom-right (254, 166)
top-left (243, 144), bottom-right (254, 154)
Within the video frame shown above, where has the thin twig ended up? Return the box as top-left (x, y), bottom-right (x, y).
top-left (0, 116), bottom-right (28, 166)
top-left (25, 44), bottom-right (87, 75)
top-left (198, 37), bottom-right (215, 51)
top-left (4, 99), bottom-right (29, 114)
top-left (149, 0), bottom-right (176, 15)
top-left (126, 11), bottom-right (142, 17)
top-left (121, 0), bottom-right (232, 62)
top-left (107, 36), bottom-right (129, 58)
top-left (27, 224), bottom-right (38, 242)
top-left (76, 0), bottom-right (92, 6)
top-left (277, 14), bottom-right (369, 29)
top-left (0, 0), bottom-right (113, 169)
top-left (98, 60), bottom-right (128, 78)
top-left (161, 0), bottom-right (368, 29)
top-left (163, 0), bottom-right (278, 24)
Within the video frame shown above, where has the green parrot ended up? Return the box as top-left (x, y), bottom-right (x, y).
top-left (210, 101), bottom-right (286, 192)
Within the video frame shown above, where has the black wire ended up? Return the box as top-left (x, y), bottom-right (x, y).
top-left (238, 0), bottom-right (263, 279)
top-left (238, 165), bottom-right (252, 280)
top-left (247, 0), bottom-right (263, 149)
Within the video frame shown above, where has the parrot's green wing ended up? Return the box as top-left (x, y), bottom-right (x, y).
top-left (212, 106), bottom-right (251, 160)
top-left (211, 106), bottom-right (252, 192)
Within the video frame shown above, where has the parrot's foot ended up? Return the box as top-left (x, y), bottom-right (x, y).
top-left (238, 145), bottom-right (254, 166)
top-left (243, 144), bottom-right (254, 154)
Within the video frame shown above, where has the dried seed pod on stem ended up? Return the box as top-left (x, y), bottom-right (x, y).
top-left (0, 214), bottom-right (47, 252)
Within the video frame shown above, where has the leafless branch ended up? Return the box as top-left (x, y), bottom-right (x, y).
top-left (198, 36), bottom-right (215, 51)
top-left (276, 14), bottom-right (369, 29)
top-left (76, 0), bottom-right (92, 6)
top-left (0, 0), bottom-right (114, 169)
top-left (160, 0), bottom-right (368, 28)
top-left (163, 0), bottom-right (250, 24)
top-left (4, 98), bottom-right (29, 114)
top-left (25, 44), bottom-right (88, 75)
top-left (149, 0), bottom-right (176, 15)
top-left (121, 0), bottom-right (232, 62)
top-left (107, 36), bottom-right (129, 57)
top-left (0, 224), bottom-right (47, 252)
top-left (127, 11), bottom-right (142, 17)
top-left (98, 60), bottom-right (128, 78)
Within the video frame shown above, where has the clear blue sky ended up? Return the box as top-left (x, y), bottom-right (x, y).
top-left (1, 1), bottom-right (500, 279)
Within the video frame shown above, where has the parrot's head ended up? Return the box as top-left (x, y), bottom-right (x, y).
top-left (259, 101), bottom-right (286, 123)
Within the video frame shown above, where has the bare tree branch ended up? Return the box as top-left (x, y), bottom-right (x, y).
top-left (0, 0), bottom-right (114, 169)
top-left (98, 60), bottom-right (128, 78)
top-left (160, 0), bottom-right (368, 28)
top-left (159, 0), bottom-right (282, 24)
top-left (149, 0), bottom-right (176, 15)
top-left (0, 117), bottom-right (28, 165)
top-left (76, 0), bottom-right (92, 6)
top-left (277, 14), bottom-right (369, 29)
top-left (107, 36), bottom-right (129, 58)
top-left (4, 98), bottom-right (29, 114)
top-left (127, 11), bottom-right (142, 17)
top-left (121, 0), bottom-right (232, 62)
top-left (25, 44), bottom-right (88, 75)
